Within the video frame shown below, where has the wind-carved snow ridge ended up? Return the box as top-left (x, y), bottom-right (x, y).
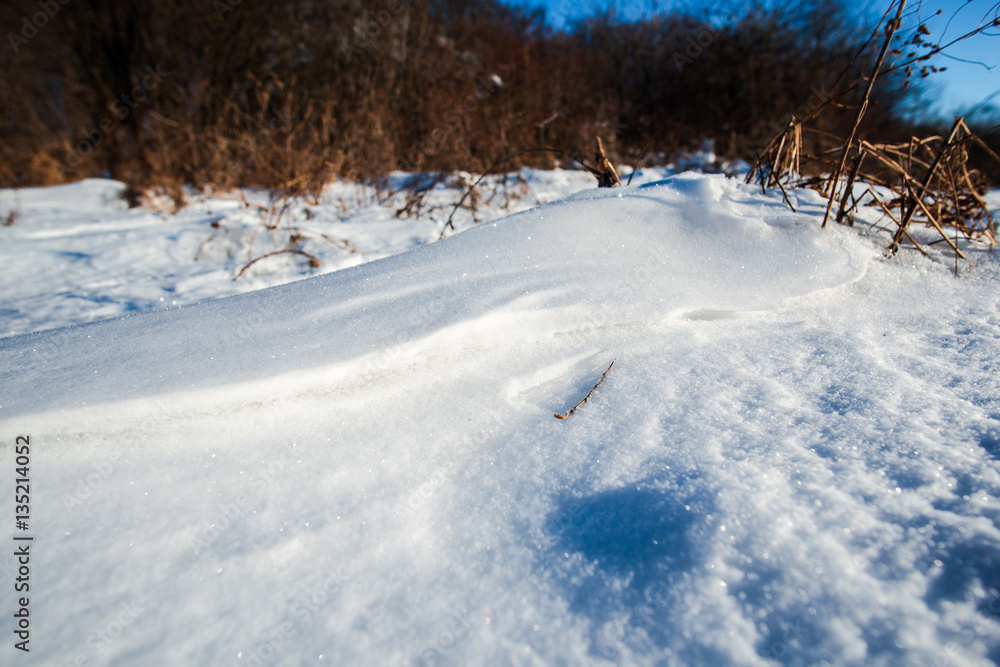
top-left (3, 173), bottom-right (1000, 666)
top-left (0, 173), bottom-right (873, 415)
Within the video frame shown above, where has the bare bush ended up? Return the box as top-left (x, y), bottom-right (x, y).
top-left (0, 0), bottom-right (992, 198)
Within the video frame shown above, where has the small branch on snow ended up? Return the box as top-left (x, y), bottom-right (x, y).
top-left (233, 248), bottom-right (321, 280)
top-left (554, 359), bottom-right (616, 420)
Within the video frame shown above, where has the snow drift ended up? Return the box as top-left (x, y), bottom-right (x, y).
top-left (2, 173), bottom-right (999, 666)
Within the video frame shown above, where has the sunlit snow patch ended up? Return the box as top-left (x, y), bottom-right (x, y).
top-left (11, 174), bottom-right (983, 667)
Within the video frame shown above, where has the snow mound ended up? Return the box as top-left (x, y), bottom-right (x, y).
top-left (1, 174), bottom-right (871, 415)
top-left (3, 173), bottom-right (999, 667)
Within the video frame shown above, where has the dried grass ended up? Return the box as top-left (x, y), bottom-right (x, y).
top-left (747, 1), bottom-right (999, 275)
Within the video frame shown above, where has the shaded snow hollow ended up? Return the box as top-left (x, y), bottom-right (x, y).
top-left (2, 173), bottom-right (1000, 666)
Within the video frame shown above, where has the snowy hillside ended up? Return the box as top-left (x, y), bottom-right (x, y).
top-left (2, 173), bottom-right (1000, 666)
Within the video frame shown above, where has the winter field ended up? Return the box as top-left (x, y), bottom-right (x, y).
top-left (1, 168), bottom-right (1000, 666)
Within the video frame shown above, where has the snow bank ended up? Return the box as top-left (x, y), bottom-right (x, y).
top-left (0, 168), bottom-right (601, 337)
top-left (2, 173), bottom-right (870, 415)
top-left (2, 173), bottom-right (999, 666)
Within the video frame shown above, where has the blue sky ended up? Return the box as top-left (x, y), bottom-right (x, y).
top-left (503, 0), bottom-right (1000, 121)
top-left (913, 0), bottom-right (1000, 118)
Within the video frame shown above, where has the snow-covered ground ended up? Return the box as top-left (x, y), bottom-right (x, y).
top-left (1, 171), bottom-right (999, 666)
top-left (0, 169), bottom-right (618, 337)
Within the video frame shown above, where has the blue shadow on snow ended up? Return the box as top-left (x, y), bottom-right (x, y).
top-left (543, 475), bottom-right (713, 654)
top-left (548, 484), bottom-right (697, 588)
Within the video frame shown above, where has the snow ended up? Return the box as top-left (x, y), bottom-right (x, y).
top-left (2, 172), bottom-right (1000, 666)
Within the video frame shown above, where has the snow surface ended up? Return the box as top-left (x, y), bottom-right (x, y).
top-left (2, 173), bottom-right (1000, 666)
top-left (0, 170), bottom-right (606, 338)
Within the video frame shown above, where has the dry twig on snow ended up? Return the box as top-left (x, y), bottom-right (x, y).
top-left (555, 359), bottom-right (616, 420)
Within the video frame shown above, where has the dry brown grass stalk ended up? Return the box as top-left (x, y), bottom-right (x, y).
top-left (827, 118), bottom-right (997, 273)
top-left (234, 249), bottom-right (321, 281)
top-left (554, 359), bottom-right (616, 420)
top-left (746, 0), bottom-right (997, 275)
top-left (850, 119), bottom-right (996, 254)
top-left (594, 138), bottom-right (622, 188)
top-left (821, 0), bottom-right (907, 228)
top-left (756, 114), bottom-right (997, 272)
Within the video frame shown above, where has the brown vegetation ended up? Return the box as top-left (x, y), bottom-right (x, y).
top-left (745, 1), bottom-right (998, 273)
top-left (0, 0), bottom-right (996, 203)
